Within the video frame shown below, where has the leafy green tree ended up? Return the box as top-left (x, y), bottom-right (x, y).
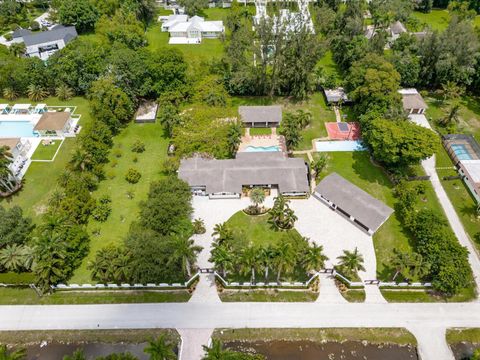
top-left (337, 247), bottom-right (366, 274)
top-left (177, 0), bottom-right (208, 16)
top-left (363, 118), bottom-right (437, 169)
top-left (125, 168), bottom-right (141, 184)
top-left (311, 154), bottom-right (328, 180)
top-left (158, 103), bottom-right (181, 137)
top-left (279, 113), bottom-right (302, 150)
top-left (9, 42), bottom-right (25, 57)
top-left (144, 335), bottom-right (176, 360)
top-left (346, 54), bottom-right (402, 115)
top-left (89, 76), bottom-right (134, 133)
top-left (96, 12), bottom-right (146, 49)
top-left (170, 236), bottom-right (202, 278)
top-left (0, 344), bottom-right (26, 360)
top-left (0, 206), bottom-right (33, 248)
top-left (55, 0), bottom-right (100, 33)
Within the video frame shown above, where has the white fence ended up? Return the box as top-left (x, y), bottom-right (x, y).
top-left (214, 271), bottom-right (320, 289)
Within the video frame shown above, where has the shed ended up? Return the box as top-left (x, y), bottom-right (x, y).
top-left (135, 101), bottom-right (158, 123)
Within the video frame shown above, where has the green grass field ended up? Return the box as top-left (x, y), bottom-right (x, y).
top-left (411, 10), bottom-right (451, 31)
top-left (318, 151), bottom-right (447, 282)
top-left (447, 328), bottom-right (480, 344)
top-left (219, 289), bottom-right (318, 302)
top-left (0, 288), bottom-right (190, 305)
top-left (340, 289), bottom-right (366, 303)
top-left (381, 287), bottom-right (475, 303)
top-left (225, 211), bottom-right (301, 248)
top-left (71, 121), bottom-right (169, 283)
top-left (249, 127), bottom-right (272, 136)
top-left (30, 140), bottom-right (63, 161)
top-left (0, 97), bottom-right (92, 220)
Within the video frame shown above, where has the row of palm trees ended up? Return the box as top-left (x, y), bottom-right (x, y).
top-left (209, 222), bottom-right (328, 284)
top-left (2, 83), bottom-right (74, 101)
top-left (0, 145), bottom-right (21, 196)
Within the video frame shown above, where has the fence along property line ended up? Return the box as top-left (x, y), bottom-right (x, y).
top-left (214, 271), bottom-right (320, 289)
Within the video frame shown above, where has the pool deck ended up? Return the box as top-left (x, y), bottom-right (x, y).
top-left (238, 127), bottom-right (286, 153)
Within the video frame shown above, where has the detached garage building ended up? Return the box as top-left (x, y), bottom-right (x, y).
top-left (314, 173), bottom-right (394, 234)
top-left (239, 105), bottom-right (282, 128)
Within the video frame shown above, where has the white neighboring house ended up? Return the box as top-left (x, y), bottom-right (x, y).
top-left (0, 138), bottom-right (32, 179)
top-left (160, 14), bottom-right (189, 31)
top-left (16, 25), bottom-right (78, 60)
top-left (168, 16), bottom-right (224, 44)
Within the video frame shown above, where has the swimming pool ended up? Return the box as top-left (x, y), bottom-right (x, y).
top-left (315, 140), bottom-right (366, 152)
top-left (245, 145), bottom-right (280, 152)
top-left (451, 144), bottom-right (473, 161)
top-left (0, 121), bottom-right (35, 138)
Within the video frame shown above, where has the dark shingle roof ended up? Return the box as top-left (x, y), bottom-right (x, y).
top-left (178, 152), bottom-right (309, 194)
top-left (12, 29), bottom-right (32, 39)
top-left (315, 173), bottom-right (393, 232)
top-left (239, 105), bottom-right (282, 124)
top-left (23, 26), bottom-right (77, 46)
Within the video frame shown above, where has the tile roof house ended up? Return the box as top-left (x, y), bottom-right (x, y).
top-left (238, 105), bottom-right (282, 128)
top-left (168, 16), bottom-right (224, 44)
top-left (314, 173), bottom-right (394, 234)
top-left (178, 152), bottom-right (310, 199)
top-left (20, 25), bottom-right (77, 60)
top-left (398, 88), bottom-right (428, 114)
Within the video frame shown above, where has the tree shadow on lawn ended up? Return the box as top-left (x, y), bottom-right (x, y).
top-left (351, 152), bottom-right (394, 192)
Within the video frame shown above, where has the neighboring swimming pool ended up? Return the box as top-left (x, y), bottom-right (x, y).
top-left (0, 121), bottom-right (36, 138)
top-left (451, 144), bottom-right (473, 161)
top-left (315, 140), bottom-right (366, 152)
top-left (245, 145), bottom-right (281, 152)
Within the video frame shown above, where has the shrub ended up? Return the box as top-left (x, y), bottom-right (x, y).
top-left (244, 205), bottom-right (268, 215)
top-left (163, 157), bottom-right (180, 174)
top-left (132, 156), bottom-right (138, 163)
top-left (125, 168), bottom-right (141, 184)
top-left (131, 140), bottom-right (145, 153)
top-left (193, 218), bottom-right (206, 234)
top-left (92, 203), bottom-right (112, 222)
top-left (99, 195), bottom-right (111, 204)
top-left (30, 21), bottom-right (40, 31)
top-left (4, 33), bottom-right (12, 41)
top-left (112, 148), bottom-right (122, 158)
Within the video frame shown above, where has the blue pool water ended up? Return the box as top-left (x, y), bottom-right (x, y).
top-left (245, 145), bottom-right (280, 152)
top-left (0, 121), bottom-right (35, 138)
top-left (451, 144), bottom-right (473, 160)
top-left (315, 140), bottom-right (366, 152)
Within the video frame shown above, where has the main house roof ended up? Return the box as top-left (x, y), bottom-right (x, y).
top-left (315, 173), bottom-right (394, 232)
top-left (23, 25), bottom-right (77, 46)
top-left (398, 88), bottom-right (428, 110)
top-left (34, 112), bottom-right (71, 131)
top-left (178, 152), bottom-right (309, 194)
top-left (238, 105), bottom-right (283, 124)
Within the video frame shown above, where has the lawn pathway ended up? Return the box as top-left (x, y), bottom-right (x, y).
top-left (423, 155), bottom-right (480, 296)
top-left (178, 328), bottom-right (213, 360)
top-left (315, 273), bottom-right (347, 304)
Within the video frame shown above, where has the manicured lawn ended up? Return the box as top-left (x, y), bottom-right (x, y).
top-left (318, 151), bottom-right (447, 281)
top-left (249, 127), bottom-right (272, 136)
top-left (219, 289), bottom-right (318, 302)
top-left (0, 329), bottom-right (179, 345)
top-left (0, 288), bottom-right (190, 305)
top-left (340, 289), bottom-right (366, 303)
top-left (30, 140), bottom-right (63, 161)
top-left (225, 211), bottom-right (301, 248)
top-left (70, 121), bottom-right (169, 283)
top-left (381, 287), bottom-right (476, 303)
top-left (0, 272), bottom-right (34, 284)
top-left (317, 50), bottom-right (341, 78)
top-left (213, 328), bottom-right (417, 345)
top-left (447, 328), bottom-right (480, 344)
top-left (411, 10), bottom-right (451, 31)
top-left (0, 97), bottom-right (92, 220)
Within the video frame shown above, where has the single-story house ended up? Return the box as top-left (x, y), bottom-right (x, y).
top-left (21, 25), bottom-right (77, 60)
top-left (443, 134), bottom-right (480, 203)
top-left (11, 28), bottom-right (32, 44)
top-left (238, 105), bottom-right (282, 128)
top-left (168, 16), bottom-right (224, 44)
top-left (314, 173), bottom-right (394, 234)
top-left (389, 20), bottom-right (407, 41)
top-left (135, 101), bottom-right (158, 123)
top-left (398, 88), bottom-right (428, 114)
top-left (178, 152), bottom-right (310, 199)
top-left (324, 88), bottom-right (349, 105)
top-left (33, 111), bottom-right (74, 136)
top-left (160, 14), bottom-right (189, 31)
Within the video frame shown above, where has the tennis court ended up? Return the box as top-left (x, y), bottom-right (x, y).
top-left (325, 122), bottom-right (361, 140)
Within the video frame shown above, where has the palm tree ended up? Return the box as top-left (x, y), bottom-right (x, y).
top-left (9, 42), bottom-right (26, 57)
top-left (0, 244), bottom-right (27, 272)
top-left (0, 345), bottom-right (26, 360)
top-left (302, 243), bottom-right (329, 274)
top-left (337, 247), bottom-right (366, 275)
top-left (170, 237), bottom-right (202, 278)
top-left (48, 189), bottom-right (66, 209)
top-left (209, 244), bottom-right (235, 278)
top-left (2, 87), bottom-right (18, 101)
top-left (69, 149), bottom-right (92, 172)
top-left (268, 195), bottom-right (297, 230)
top-left (260, 245), bottom-right (276, 282)
top-left (212, 222), bottom-right (233, 246)
top-left (144, 335), bottom-right (176, 360)
top-left (250, 187), bottom-right (265, 211)
top-left (440, 102), bottom-right (461, 126)
top-left (202, 339), bottom-right (232, 360)
top-left (441, 81), bottom-right (464, 101)
top-left (296, 109), bottom-right (312, 128)
top-left (27, 84), bottom-right (48, 101)
top-left (273, 240), bottom-right (296, 283)
top-left (227, 121), bottom-right (242, 156)
top-left (55, 83), bottom-right (74, 101)
top-left (239, 245), bottom-right (261, 284)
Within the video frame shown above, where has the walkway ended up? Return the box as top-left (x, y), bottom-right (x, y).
top-left (316, 273), bottom-right (346, 303)
top-left (189, 274), bottom-right (220, 304)
top-left (2, 302), bottom-right (480, 360)
top-left (422, 155), bottom-right (480, 293)
top-left (178, 328), bottom-right (213, 360)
